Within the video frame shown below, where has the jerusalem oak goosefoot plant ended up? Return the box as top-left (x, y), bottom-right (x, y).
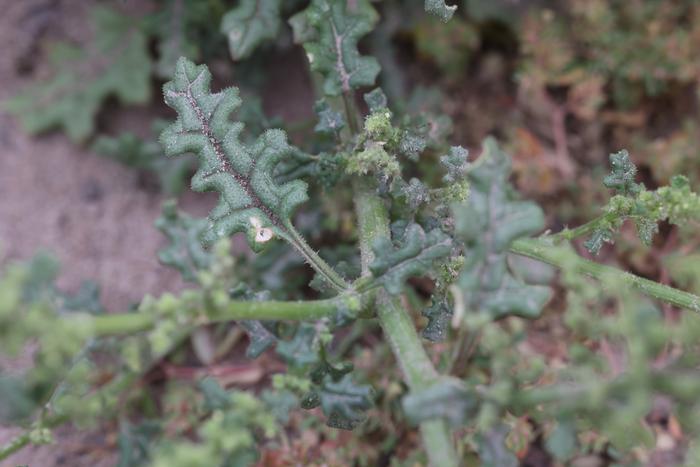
top-left (6, 2), bottom-right (700, 465)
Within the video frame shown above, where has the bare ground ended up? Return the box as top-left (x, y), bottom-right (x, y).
top-left (0, 1), bottom-right (191, 465)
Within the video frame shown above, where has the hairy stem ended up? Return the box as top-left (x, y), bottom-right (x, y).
top-left (285, 222), bottom-right (350, 291)
top-left (511, 237), bottom-right (700, 312)
top-left (353, 178), bottom-right (458, 467)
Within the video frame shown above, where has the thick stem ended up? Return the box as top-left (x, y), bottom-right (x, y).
top-left (511, 237), bottom-right (700, 312)
top-left (285, 223), bottom-right (350, 292)
top-left (353, 178), bottom-right (459, 467)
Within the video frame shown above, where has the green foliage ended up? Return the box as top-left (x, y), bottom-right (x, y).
top-left (421, 298), bottom-right (452, 342)
top-left (363, 88), bottom-right (388, 113)
top-left (440, 146), bottom-right (469, 184)
top-left (402, 377), bottom-right (475, 427)
top-left (93, 126), bottom-right (194, 195)
top-left (147, 0), bottom-right (220, 79)
top-left (239, 320), bottom-right (277, 359)
top-left (314, 99), bottom-right (346, 136)
top-left (4, 7), bottom-right (151, 142)
top-left (347, 106), bottom-right (428, 180)
top-left (291, 0), bottom-right (381, 96)
top-left (603, 150), bottom-right (642, 196)
top-left (455, 138), bottom-right (551, 318)
top-left (221, 0), bottom-right (282, 61)
top-left (424, 0), bottom-right (458, 23)
top-left (117, 420), bottom-right (161, 467)
top-left (0, 254), bottom-right (97, 423)
top-left (161, 57), bottom-right (308, 249)
top-left (585, 152), bottom-right (700, 254)
top-left (475, 425), bottom-right (518, 467)
top-left (149, 379), bottom-right (279, 467)
top-left (369, 223), bottom-right (452, 295)
top-left (302, 373), bottom-right (374, 430)
top-left (155, 200), bottom-right (212, 282)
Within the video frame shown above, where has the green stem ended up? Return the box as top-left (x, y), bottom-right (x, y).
top-left (511, 237), bottom-right (700, 312)
top-left (0, 414), bottom-right (68, 461)
top-left (285, 223), bottom-right (350, 292)
top-left (551, 213), bottom-right (615, 242)
top-left (342, 91), bottom-right (361, 135)
top-left (354, 178), bottom-right (459, 467)
top-left (88, 295), bottom-right (362, 337)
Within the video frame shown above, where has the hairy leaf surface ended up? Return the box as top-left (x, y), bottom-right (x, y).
top-left (370, 223), bottom-right (452, 295)
top-left (291, 0), bottom-right (381, 96)
top-left (161, 58), bottom-right (308, 248)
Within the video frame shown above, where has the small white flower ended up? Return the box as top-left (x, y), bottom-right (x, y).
top-left (249, 216), bottom-right (274, 243)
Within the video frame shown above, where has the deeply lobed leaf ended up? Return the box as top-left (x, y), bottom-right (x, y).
top-left (221, 0), bottom-right (282, 61)
top-left (456, 137), bottom-right (551, 318)
top-left (369, 223), bottom-right (453, 295)
top-left (161, 58), bottom-right (308, 249)
top-left (291, 0), bottom-right (381, 96)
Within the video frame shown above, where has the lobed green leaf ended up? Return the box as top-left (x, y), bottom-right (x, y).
top-left (221, 0), bottom-right (282, 61)
top-left (291, 0), bottom-right (381, 96)
top-left (455, 137), bottom-right (551, 318)
top-left (369, 223), bottom-right (453, 295)
top-left (161, 58), bottom-right (309, 249)
top-left (4, 7), bottom-right (151, 143)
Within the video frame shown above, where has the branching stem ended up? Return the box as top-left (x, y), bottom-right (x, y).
top-left (511, 237), bottom-right (700, 312)
top-left (550, 213), bottom-right (616, 243)
top-left (353, 177), bottom-right (459, 467)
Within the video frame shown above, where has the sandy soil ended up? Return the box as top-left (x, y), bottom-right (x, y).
top-left (0, 1), bottom-right (188, 465)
